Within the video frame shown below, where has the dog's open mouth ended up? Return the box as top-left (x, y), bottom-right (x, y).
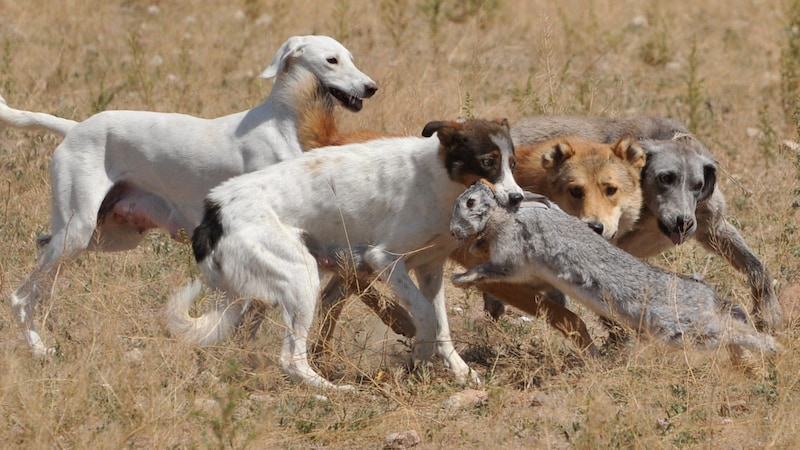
top-left (658, 220), bottom-right (689, 245)
top-left (329, 87), bottom-right (363, 112)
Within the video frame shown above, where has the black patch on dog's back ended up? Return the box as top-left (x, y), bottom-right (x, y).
top-left (192, 200), bottom-right (223, 263)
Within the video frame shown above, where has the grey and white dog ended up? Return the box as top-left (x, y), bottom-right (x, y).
top-left (451, 181), bottom-right (779, 361)
top-left (502, 116), bottom-right (781, 332)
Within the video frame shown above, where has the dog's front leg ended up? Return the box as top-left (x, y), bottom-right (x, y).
top-left (695, 202), bottom-right (781, 332)
top-left (417, 260), bottom-right (481, 385)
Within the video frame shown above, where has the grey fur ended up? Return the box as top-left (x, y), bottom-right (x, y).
top-left (509, 115), bottom-right (781, 331)
top-left (511, 116), bottom-right (687, 145)
top-left (451, 182), bottom-right (779, 360)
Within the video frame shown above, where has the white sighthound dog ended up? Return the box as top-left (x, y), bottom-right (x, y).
top-left (1, 35), bottom-right (378, 357)
top-left (166, 118), bottom-right (524, 390)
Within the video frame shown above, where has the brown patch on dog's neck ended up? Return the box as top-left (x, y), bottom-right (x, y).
top-left (295, 77), bottom-right (397, 150)
top-left (294, 75), bottom-right (338, 151)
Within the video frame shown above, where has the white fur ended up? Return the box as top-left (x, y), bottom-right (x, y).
top-left (167, 123), bottom-right (523, 390)
top-left (4, 35), bottom-right (378, 356)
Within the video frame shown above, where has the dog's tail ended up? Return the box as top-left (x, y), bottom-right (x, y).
top-left (166, 279), bottom-right (243, 346)
top-left (0, 94), bottom-right (78, 137)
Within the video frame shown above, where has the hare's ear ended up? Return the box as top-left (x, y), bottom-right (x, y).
top-left (260, 36), bottom-right (307, 79)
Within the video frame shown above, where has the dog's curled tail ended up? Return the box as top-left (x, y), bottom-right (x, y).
top-left (166, 279), bottom-right (241, 346)
top-left (0, 95), bottom-right (78, 137)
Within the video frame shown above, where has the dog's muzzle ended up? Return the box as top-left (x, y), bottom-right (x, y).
top-left (329, 82), bottom-right (378, 112)
top-left (508, 192), bottom-right (523, 207)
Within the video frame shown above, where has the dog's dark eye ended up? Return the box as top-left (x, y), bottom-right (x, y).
top-left (326, 57), bottom-right (338, 64)
top-left (569, 187), bottom-right (584, 199)
top-left (658, 173), bottom-right (676, 185)
top-left (509, 157), bottom-right (517, 171)
top-left (466, 198), bottom-right (476, 208)
top-left (605, 186), bottom-right (618, 196)
top-left (692, 181), bottom-right (703, 191)
top-left (481, 158), bottom-right (495, 168)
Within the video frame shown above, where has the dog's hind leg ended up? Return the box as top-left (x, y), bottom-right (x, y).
top-left (275, 252), bottom-right (354, 391)
top-left (10, 162), bottom-right (112, 355)
top-left (480, 285), bottom-right (598, 354)
top-left (313, 277), bottom-right (416, 356)
top-left (10, 214), bottom-right (98, 356)
top-left (695, 204), bottom-right (781, 332)
top-left (313, 276), bottom-right (352, 356)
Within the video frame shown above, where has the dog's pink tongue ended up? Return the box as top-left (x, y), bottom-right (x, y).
top-left (669, 232), bottom-right (683, 245)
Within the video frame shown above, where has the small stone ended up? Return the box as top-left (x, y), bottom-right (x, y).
top-left (745, 127), bottom-right (761, 138)
top-left (194, 397), bottom-right (220, 415)
top-left (386, 430), bottom-right (421, 449)
top-left (629, 15), bottom-right (649, 28)
top-left (442, 388), bottom-right (488, 410)
top-left (124, 348), bottom-right (143, 365)
top-left (249, 393), bottom-right (273, 403)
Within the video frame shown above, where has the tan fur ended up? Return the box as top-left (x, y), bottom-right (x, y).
top-left (515, 136), bottom-right (646, 240)
top-left (296, 93), bottom-right (398, 149)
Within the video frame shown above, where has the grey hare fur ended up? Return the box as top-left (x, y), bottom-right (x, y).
top-left (504, 115), bottom-right (781, 332)
top-left (451, 182), bottom-right (780, 361)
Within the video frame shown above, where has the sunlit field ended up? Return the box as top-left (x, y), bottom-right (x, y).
top-left (1, 0), bottom-right (800, 447)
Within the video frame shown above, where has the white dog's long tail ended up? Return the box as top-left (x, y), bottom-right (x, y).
top-left (0, 94), bottom-right (78, 137)
top-left (166, 280), bottom-right (242, 346)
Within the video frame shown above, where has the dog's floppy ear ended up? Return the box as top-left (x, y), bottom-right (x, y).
top-left (261, 36), bottom-right (308, 79)
top-left (421, 121), bottom-right (447, 137)
top-left (541, 139), bottom-right (575, 169)
top-left (698, 162), bottom-right (717, 203)
top-left (612, 136), bottom-right (646, 170)
top-left (422, 120), bottom-right (465, 147)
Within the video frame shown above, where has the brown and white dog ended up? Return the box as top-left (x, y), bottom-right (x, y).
top-left (297, 120), bottom-right (647, 354)
top-left (166, 118), bottom-right (524, 390)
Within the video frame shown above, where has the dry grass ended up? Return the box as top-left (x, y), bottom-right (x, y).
top-left (1, 0), bottom-right (800, 448)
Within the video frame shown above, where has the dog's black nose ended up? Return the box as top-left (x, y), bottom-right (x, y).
top-left (675, 215), bottom-right (694, 232)
top-left (363, 82), bottom-right (379, 98)
top-left (508, 192), bottom-right (523, 207)
top-left (587, 221), bottom-right (604, 235)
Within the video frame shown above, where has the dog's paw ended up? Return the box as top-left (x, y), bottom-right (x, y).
top-left (453, 368), bottom-right (484, 387)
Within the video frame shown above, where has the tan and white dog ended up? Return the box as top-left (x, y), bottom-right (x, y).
top-left (514, 136), bottom-right (646, 241)
top-left (166, 118), bottom-right (524, 390)
top-left (511, 116), bottom-right (782, 332)
top-left (2, 35), bottom-right (378, 357)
